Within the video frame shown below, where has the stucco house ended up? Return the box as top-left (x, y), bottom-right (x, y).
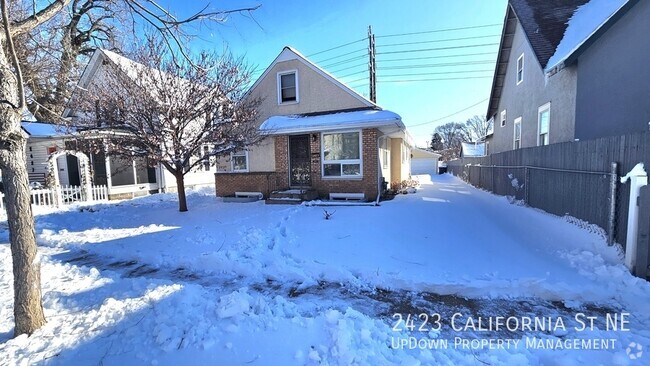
top-left (486, 0), bottom-right (649, 154)
top-left (214, 47), bottom-right (413, 202)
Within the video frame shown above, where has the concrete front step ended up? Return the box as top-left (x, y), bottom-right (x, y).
top-left (266, 189), bottom-right (318, 204)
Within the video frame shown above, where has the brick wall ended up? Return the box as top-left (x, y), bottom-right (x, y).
top-left (215, 128), bottom-right (380, 200)
top-left (214, 172), bottom-right (282, 198)
top-left (308, 128), bottom-right (379, 200)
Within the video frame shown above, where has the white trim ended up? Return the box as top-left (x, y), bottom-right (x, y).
top-left (537, 102), bottom-right (551, 146)
top-left (513, 117), bottom-right (522, 149)
top-left (230, 150), bottom-right (249, 172)
top-left (321, 130), bottom-right (363, 179)
top-left (277, 69), bottom-right (299, 105)
top-left (516, 53), bottom-right (524, 85)
top-left (500, 109), bottom-right (507, 127)
top-left (247, 47), bottom-right (375, 108)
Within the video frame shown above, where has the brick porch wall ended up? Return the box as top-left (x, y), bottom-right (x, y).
top-left (214, 172), bottom-right (282, 198)
top-left (285, 128), bottom-right (379, 200)
top-left (215, 129), bottom-right (380, 200)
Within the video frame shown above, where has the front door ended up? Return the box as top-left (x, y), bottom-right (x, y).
top-left (289, 135), bottom-right (311, 187)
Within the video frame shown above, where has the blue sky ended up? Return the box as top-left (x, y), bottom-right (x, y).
top-left (158, 0), bottom-right (508, 147)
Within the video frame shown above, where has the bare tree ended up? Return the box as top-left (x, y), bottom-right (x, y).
top-left (464, 115), bottom-right (492, 142)
top-left (68, 41), bottom-right (261, 212)
top-left (1, 0), bottom-right (259, 336)
top-left (434, 122), bottom-right (470, 159)
top-left (429, 132), bottom-right (443, 151)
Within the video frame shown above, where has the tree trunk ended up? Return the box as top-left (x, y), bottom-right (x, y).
top-left (175, 173), bottom-right (188, 212)
top-left (1, 146), bottom-right (46, 336)
top-left (1, 34), bottom-right (46, 336)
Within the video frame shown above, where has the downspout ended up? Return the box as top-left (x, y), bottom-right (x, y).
top-left (375, 134), bottom-right (386, 205)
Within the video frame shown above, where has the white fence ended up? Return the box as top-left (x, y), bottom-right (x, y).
top-left (0, 185), bottom-right (109, 209)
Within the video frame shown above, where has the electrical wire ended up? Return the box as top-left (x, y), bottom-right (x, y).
top-left (313, 48), bottom-right (366, 64)
top-left (377, 43), bottom-right (499, 55)
top-left (378, 34), bottom-right (500, 48)
top-left (329, 62), bottom-right (368, 74)
top-left (380, 69), bottom-right (493, 78)
top-left (321, 54), bottom-right (367, 69)
top-left (378, 60), bottom-right (494, 70)
top-left (306, 37), bottom-right (367, 57)
top-left (408, 98), bottom-right (489, 128)
top-left (376, 24), bottom-right (501, 39)
top-left (378, 76), bottom-right (492, 83)
top-left (378, 51), bottom-right (495, 63)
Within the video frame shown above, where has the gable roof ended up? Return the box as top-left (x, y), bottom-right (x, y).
top-left (247, 46), bottom-right (376, 108)
top-left (510, 0), bottom-right (589, 70)
top-left (486, 0), bottom-right (635, 118)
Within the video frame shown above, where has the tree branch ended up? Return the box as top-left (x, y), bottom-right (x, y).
top-left (1, 0), bottom-right (26, 110)
top-left (10, 0), bottom-right (71, 36)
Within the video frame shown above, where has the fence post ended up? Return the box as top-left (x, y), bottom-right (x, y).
top-left (635, 185), bottom-right (649, 278)
top-left (524, 167), bottom-right (530, 204)
top-left (607, 162), bottom-right (618, 245)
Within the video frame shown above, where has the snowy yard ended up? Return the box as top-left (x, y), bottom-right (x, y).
top-left (1, 173), bottom-right (649, 365)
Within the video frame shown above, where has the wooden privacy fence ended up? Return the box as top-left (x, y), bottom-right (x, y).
top-left (447, 131), bottom-right (650, 278)
top-left (0, 184), bottom-right (108, 209)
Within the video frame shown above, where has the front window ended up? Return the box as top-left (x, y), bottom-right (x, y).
top-left (513, 117), bottom-right (522, 149)
top-left (278, 71), bottom-right (297, 104)
top-left (538, 103), bottom-right (550, 146)
top-left (516, 54), bottom-right (524, 85)
top-left (231, 150), bottom-right (248, 172)
top-left (322, 131), bottom-right (362, 178)
top-left (500, 110), bottom-right (506, 127)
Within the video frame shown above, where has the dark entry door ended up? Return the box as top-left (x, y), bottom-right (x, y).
top-left (289, 135), bottom-right (311, 187)
top-left (66, 155), bottom-right (81, 186)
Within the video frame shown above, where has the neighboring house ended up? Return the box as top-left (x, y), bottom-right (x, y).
top-left (486, 0), bottom-right (649, 154)
top-left (21, 121), bottom-right (76, 186)
top-left (411, 148), bottom-right (441, 175)
top-left (61, 49), bottom-right (215, 199)
top-left (214, 47), bottom-right (412, 201)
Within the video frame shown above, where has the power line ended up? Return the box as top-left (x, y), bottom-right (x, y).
top-left (330, 62), bottom-right (368, 74)
top-left (408, 98), bottom-right (489, 128)
top-left (378, 76), bottom-right (492, 83)
top-left (314, 48), bottom-right (366, 64)
top-left (379, 60), bottom-right (495, 70)
top-left (377, 42), bottom-right (499, 55)
top-left (380, 69), bottom-right (493, 78)
top-left (378, 34), bottom-right (501, 48)
top-left (306, 37), bottom-right (367, 57)
top-left (378, 51), bottom-right (496, 63)
top-left (321, 54), bottom-right (367, 69)
top-left (339, 69), bottom-right (368, 79)
top-left (376, 24), bottom-right (502, 39)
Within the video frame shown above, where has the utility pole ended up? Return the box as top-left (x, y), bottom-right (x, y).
top-left (368, 25), bottom-right (376, 103)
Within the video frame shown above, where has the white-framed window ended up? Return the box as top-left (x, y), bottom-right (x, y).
top-left (231, 150), bottom-right (249, 172)
top-left (277, 70), bottom-right (298, 104)
top-left (500, 110), bottom-right (507, 127)
top-left (538, 102), bottom-right (550, 146)
top-left (381, 138), bottom-right (389, 169)
top-left (513, 117), bottom-right (522, 149)
top-left (321, 131), bottom-right (362, 178)
top-left (516, 54), bottom-right (524, 85)
top-left (401, 142), bottom-right (409, 164)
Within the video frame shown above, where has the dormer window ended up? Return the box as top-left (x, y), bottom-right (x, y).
top-left (278, 71), bottom-right (298, 104)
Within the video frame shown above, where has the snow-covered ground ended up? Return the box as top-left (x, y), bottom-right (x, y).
top-left (1, 173), bottom-right (649, 365)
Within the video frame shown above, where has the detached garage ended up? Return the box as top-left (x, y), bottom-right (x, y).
top-left (411, 148), bottom-right (441, 175)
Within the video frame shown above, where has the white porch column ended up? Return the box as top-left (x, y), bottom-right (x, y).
top-left (105, 150), bottom-right (113, 196)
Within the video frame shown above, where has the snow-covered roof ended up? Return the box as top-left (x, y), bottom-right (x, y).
top-left (545, 0), bottom-right (629, 72)
top-left (21, 121), bottom-right (70, 138)
top-left (259, 109), bottom-right (403, 135)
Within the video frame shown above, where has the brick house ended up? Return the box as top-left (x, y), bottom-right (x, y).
top-left (214, 47), bottom-right (412, 202)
